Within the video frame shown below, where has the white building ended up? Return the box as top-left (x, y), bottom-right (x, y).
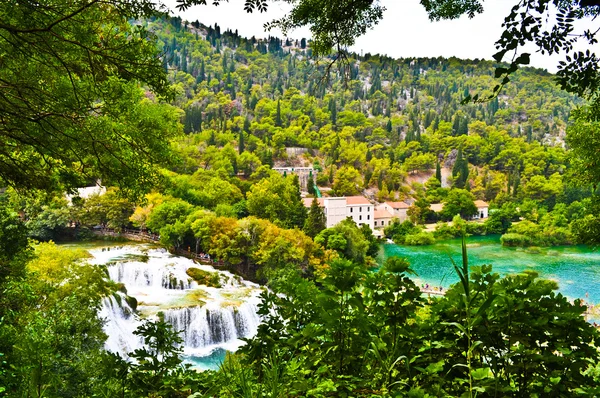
top-left (377, 201), bottom-right (410, 222)
top-left (303, 196), bottom-right (374, 230)
top-left (473, 200), bottom-right (489, 219)
top-left (374, 209), bottom-right (394, 229)
top-left (273, 166), bottom-right (317, 191)
top-left (429, 200), bottom-right (489, 219)
top-left (65, 181), bottom-right (106, 205)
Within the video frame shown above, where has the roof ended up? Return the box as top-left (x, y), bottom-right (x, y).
top-left (302, 197), bottom-right (324, 208)
top-left (430, 203), bottom-right (444, 212)
top-left (345, 196), bottom-right (372, 205)
top-left (474, 200), bottom-right (489, 208)
top-left (385, 201), bottom-right (410, 209)
top-left (374, 209), bottom-right (394, 219)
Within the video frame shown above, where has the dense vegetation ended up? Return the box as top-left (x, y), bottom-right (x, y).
top-left (2, 0), bottom-right (600, 396)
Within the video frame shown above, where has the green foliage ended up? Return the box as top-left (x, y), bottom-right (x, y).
top-left (247, 173), bottom-right (307, 229)
top-left (0, 0), bottom-right (178, 195)
top-left (303, 198), bottom-right (326, 238)
top-left (384, 219), bottom-right (420, 244)
top-left (440, 188), bottom-right (477, 221)
top-left (403, 231), bottom-right (436, 245)
top-left (186, 267), bottom-right (222, 287)
top-left (315, 219), bottom-right (370, 264)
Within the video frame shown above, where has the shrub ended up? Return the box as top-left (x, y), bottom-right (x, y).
top-left (404, 231), bottom-right (436, 246)
top-left (500, 233), bottom-right (532, 247)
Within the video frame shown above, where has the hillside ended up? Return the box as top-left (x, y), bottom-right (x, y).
top-left (143, 16), bottom-right (583, 207)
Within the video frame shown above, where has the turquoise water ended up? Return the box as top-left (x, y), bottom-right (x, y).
top-left (183, 349), bottom-right (227, 371)
top-left (380, 235), bottom-right (600, 304)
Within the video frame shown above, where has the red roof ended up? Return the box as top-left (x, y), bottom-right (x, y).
top-left (374, 209), bottom-right (394, 219)
top-left (385, 201), bottom-right (410, 209)
top-left (474, 200), bottom-right (489, 208)
top-left (345, 196), bottom-right (371, 205)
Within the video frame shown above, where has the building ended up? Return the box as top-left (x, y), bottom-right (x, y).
top-left (302, 196), bottom-right (374, 230)
top-left (374, 209), bottom-right (394, 229)
top-left (429, 203), bottom-right (444, 213)
top-left (377, 201), bottom-right (410, 222)
top-left (273, 166), bottom-right (317, 191)
top-left (65, 181), bottom-right (106, 205)
top-left (473, 200), bottom-right (489, 219)
top-left (428, 201), bottom-right (489, 219)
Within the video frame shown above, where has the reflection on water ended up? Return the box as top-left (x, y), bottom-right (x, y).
top-left (380, 235), bottom-right (600, 303)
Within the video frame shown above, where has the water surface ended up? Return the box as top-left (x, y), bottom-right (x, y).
top-left (380, 235), bottom-right (600, 303)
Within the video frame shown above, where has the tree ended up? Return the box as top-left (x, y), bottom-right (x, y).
top-left (145, 198), bottom-right (193, 233)
top-left (435, 160), bottom-right (442, 182)
top-left (0, 0), bottom-right (180, 196)
top-left (440, 188), bottom-right (477, 220)
top-left (303, 198), bottom-right (326, 238)
top-left (247, 173), bottom-right (307, 229)
top-left (307, 171), bottom-right (316, 195)
top-left (332, 166), bottom-right (363, 196)
top-left (315, 219), bottom-right (370, 264)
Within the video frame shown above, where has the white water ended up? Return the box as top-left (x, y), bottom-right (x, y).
top-left (92, 245), bottom-right (262, 362)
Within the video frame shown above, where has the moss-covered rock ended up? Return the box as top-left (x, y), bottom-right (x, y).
top-left (125, 295), bottom-right (138, 311)
top-left (186, 267), bottom-right (221, 288)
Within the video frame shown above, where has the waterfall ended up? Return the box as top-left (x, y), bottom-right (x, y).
top-left (99, 294), bottom-right (143, 355)
top-left (164, 301), bottom-right (260, 355)
top-left (94, 245), bottom-right (262, 362)
top-left (107, 260), bottom-right (196, 290)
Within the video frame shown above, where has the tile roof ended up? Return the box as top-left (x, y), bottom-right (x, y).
top-left (474, 200), bottom-right (489, 208)
top-left (374, 209), bottom-right (394, 219)
top-left (385, 201), bottom-right (410, 209)
top-left (345, 196), bottom-right (372, 205)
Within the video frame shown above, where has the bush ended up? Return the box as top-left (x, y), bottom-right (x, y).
top-left (466, 222), bottom-right (486, 236)
top-left (186, 267), bottom-right (222, 288)
top-left (500, 233), bottom-right (532, 247)
top-left (404, 231), bottom-right (436, 246)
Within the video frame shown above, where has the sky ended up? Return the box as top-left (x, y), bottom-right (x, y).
top-left (163, 0), bottom-right (599, 73)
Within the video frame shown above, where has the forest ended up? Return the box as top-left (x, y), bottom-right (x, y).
top-left (1, 0), bottom-right (600, 397)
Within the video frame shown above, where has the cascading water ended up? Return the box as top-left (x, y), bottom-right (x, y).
top-left (91, 245), bottom-right (262, 369)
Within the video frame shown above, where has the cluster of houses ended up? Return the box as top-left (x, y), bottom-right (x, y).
top-left (302, 196), bottom-right (489, 237)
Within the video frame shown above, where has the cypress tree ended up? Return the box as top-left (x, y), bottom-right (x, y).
top-left (238, 130), bottom-right (245, 154)
top-left (307, 171), bottom-right (316, 195)
top-left (208, 131), bottom-right (216, 146)
top-left (275, 99), bottom-right (282, 127)
top-left (303, 198), bottom-right (326, 238)
top-left (435, 160), bottom-right (442, 183)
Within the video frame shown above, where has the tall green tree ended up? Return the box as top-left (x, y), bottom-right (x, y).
top-left (303, 198), bottom-right (326, 238)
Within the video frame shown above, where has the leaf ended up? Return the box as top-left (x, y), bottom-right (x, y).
top-left (514, 53), bottom-right (531, 65)
top-left (471, 367), bottom-right (491, 380)
top-left (493, 50), bottom-right (507, 62)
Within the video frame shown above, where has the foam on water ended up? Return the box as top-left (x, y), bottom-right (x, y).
top-left (93, 245), bottom-right (262, 366)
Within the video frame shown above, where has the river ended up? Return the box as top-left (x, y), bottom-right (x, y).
top-left (380, 235), bottom-right (600, 306)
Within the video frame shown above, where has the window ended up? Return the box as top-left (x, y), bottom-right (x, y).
top-left (359, 207), bottom-right (362, 212)
top-left (367, 207), bottom-right (370, 211)
top-left (350, 207), bottom-right (353, 213)
top-left (374, 221), bottom-right (378, 226)
top-left (367, 215), bottom-right (370, 220)
top-left (359, 215), bottom-right (362, 221)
